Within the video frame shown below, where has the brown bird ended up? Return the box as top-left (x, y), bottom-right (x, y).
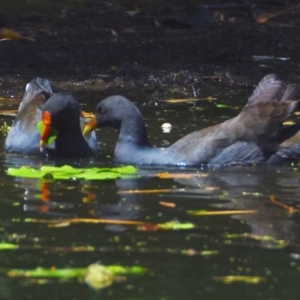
top-left (4, 78), bottom-right (53, 155)
top-left (83, 74), bottom-right (299, 166)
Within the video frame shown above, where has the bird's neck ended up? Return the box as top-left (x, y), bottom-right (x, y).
top-left (55, 127), bottom-right (92, 157)
top-left (118, 110), bottom-right (151, 148)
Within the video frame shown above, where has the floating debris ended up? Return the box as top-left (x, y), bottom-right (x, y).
top-left (84, 263), bottom-right (116, 289)
top-left (0, 122), bottom-right (10, 136)
top-left (162, 122), bottom-right (172, 133)
top-left (160, 96), bottom-right (215, 103)
top-left (251, 55), bottom-right (290, 61)
top-left (188, 210), bottom-right (257, 216)
top-left (0, 27), bottom-right (35, 41)
top-left (214, 276), bottom-right (266, 284)
top-left (8, 262), bottom-right (147, 290)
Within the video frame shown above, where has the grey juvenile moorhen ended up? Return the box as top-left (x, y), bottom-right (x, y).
top-left (5, 78), bottom-right (98, 157)
top-left (84, 74), bottom-right (299, 166)
top-left (5, 78), bottom-right (53, 155)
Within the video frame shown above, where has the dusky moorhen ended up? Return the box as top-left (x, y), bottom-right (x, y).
top-left (40, 92), bottom-right (97, 157)
top-left (83, 74), bottom-right (299, 166)
top-left (5, 78), bottom-right (98, 157)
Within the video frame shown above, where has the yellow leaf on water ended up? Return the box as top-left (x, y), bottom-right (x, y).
top-left (269, 195), bottom-right (297, 213)
top-left (156, 172), bottom-right (207, 179)
top-left (0, 109), bottom-right (18, 116)
top-left (118, 189), bottom-right (172, 194)
top-left (214, 276), bottom-right (266, 284)
top-left (22, 218), bottom-right (145, 227)
top-left (225, 233), bottom-right (289, 248)
top-left (0, 27), bottom-right (35, 41)
top-left (283, 120), bottom-right (296, 126)
top-left (0, 98), bottom-right (19, 101)
top-left (188, 210), bottom-right (257, 216)
top-left (159, 201), bottom-right (176, 208)
top-left (256, 12), bottom-right (281, 24)
top-left (160, 97), bottom-right (216, 103)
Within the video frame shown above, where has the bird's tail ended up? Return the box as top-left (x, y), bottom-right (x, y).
top-left (247, 74), bottom-right (300, 106)
top-left (238, 100), bottom-right (298, 155)
top-left (19, 78), bottom-right (54, 110)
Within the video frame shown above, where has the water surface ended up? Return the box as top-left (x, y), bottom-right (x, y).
top-left (0, 82), bottom-right (300, 300)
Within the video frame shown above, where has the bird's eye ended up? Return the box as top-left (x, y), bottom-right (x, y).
top-left (97, 106), bottom-right (105, 114)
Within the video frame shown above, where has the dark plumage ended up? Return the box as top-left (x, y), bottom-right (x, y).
top-left (41, 93), bottom-right (97, 157)
top-left (84, 74), bottom-right (299, 166)
top-left (5, 78), bottom-right (98, 157)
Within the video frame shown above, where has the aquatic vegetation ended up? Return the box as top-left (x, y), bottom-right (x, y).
top-left (8, 262), bottom-right (147, 289)
top-left (7, 165), bottom-right (137, 180)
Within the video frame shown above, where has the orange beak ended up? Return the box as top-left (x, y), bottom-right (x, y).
top-left (83, 116), bottom-right (98, 136)
top-left (40, 111), bottom-right (52, 151)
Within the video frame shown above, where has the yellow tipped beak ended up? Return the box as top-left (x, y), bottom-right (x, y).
top-left (83, 116), bottom-right (98, 136)
top-left (40, 139), bottom-right (47, 151)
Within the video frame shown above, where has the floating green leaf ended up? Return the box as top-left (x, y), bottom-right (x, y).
top-left (157, 221), bottom-right (195, 230)
top-left (8, 264), bottom-right (147, 279)
top-left (107, 265), bottom-right (147, 275)
top-left (36, 121), bottom-right (57, 145)
top-left (0, 243), bottom-right (19, 250)
top-left (214, 275), bottom-right (266, 284)
top-left (188, 210), bottom-right (256, 216)
top-left (225, 233), bottom-right (289, 249)
top-left (216, 103), bottom-right (229, 108)
top-left (8, 267), bottom-right (86, 278)
top-left (7, 165), bottom-right (138, 180)
top-left (0, 122), bottom-right (10, 136)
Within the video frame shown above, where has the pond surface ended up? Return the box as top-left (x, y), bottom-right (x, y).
top-left (1, 80), bottom-right (300, 300)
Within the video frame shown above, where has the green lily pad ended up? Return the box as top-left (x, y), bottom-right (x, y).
top-left (107, 265), bottom-right (148, 275)
top-left (216, 103), bottom-right (229, 108)
top-left (157, 221), bottom-right (195, 230)
top-left (8, 267), bottom-right (86, 278)
top-left (0, 243), bottom-right (19, 250)
top-left (7, 165), bottom-right (138, 180)
top-left (7, 264), bottom-right (147, 278)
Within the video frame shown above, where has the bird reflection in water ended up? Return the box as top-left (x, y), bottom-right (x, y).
top-left (17, 177), bottom-right (76, 217)
top-left (173, 165), bottom-right (299, 248)
top-left (5, 154), bottom-right (83, 217)
top-left (87, 178), bottom-right (145, 232)
top-left (5, 154), bottom-right (143, 226)
top-left (6, 150), bottom-right (300, 247)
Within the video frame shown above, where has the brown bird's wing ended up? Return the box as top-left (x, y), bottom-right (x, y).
top-left (280, 83), bottom-right (300, 102)
top-left (247, 74), bottom-right (286, 105)
top-left (169, 101), bottom-right (297, 165)
top-left (242, 74), bottom-right (300, 164)
top-left (267, 81), bottom-right (300, 162)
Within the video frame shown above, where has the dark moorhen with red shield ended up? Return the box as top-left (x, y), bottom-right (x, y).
top-left (5, 78), bottom-right (98, 157)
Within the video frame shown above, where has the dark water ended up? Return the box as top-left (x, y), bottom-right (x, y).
top-left (1, 83), bottom-right (300, 300)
